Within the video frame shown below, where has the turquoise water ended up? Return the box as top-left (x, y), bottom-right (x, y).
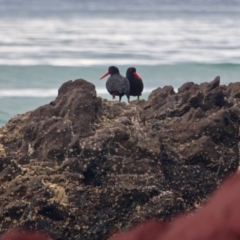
top-left (0, 0), bottom-right (240, 125)
top-left (0, 63), bottom-right (239, 126)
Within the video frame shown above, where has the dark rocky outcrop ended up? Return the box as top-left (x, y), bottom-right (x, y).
top-left (0, 77), bottom-right (239, 239)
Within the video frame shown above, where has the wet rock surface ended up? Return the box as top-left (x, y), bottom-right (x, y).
top-left (0, 77), bottom-right (239, 239)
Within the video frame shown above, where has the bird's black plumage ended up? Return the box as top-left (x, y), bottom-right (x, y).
top-left (126, 67), bottom-right (144, 101)
top-left (100, 66), bottom-right (130, 102)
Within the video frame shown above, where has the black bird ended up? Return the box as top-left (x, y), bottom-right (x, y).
top-left (126, 67), bottom-right (144, 101)
top-left (100, 66), bottom-right (130, 102)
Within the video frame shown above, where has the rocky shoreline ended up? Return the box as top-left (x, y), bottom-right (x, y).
top-left (0, 76), bottom-right (239, 239)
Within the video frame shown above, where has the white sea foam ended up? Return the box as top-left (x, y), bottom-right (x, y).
top-left (0, 89), bottom-right (58, 98)
top-left (0, 87), bottom-right (158, 98)
top-left (0, 17), bottom-right (240, 66)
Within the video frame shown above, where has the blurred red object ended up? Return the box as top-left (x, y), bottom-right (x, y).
top-left (0, 231), bottom-right (51, 240)
top-left (110, 173), bottom-right (240, 240)
top-left (109, 221), bottom-right (167, 240)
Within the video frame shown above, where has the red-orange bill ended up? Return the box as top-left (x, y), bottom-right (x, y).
top-left (100, 72), bottom-right (109, 80)
top-left (133, 72), bottom-right (142, 81)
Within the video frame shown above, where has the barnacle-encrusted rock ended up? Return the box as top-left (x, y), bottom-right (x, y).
top-left (110, 173), bottom-right (240, 240)
top-left (0, 77), bottom-right (239, 239)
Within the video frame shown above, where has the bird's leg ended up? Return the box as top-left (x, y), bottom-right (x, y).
top-left (137, 96), bottom-right (140, 101)
top-left (119, 96), bottom-right (122, 102)
top-left (112, 93), bottom-right (115, 99)
top-left (128, 97), bottom-right (130, 103)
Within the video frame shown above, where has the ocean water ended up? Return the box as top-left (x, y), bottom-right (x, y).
top-left (0, 0), bottom-right (240, 125)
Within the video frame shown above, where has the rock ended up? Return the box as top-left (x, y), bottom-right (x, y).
top-left (226, 82), bottom-right (240, 98)
top-left (177, 82), bottom-right (195, 93)
top-left (0, 76), bottom-right (239, 239)
top-left (206, 75), bottom-right (220, 92)
top-left (202, 86), bottom-right (224, 110)
top-left (109, 173), bottom-right (240, 240)
top-left (148, 86), bottom-right (175, 111)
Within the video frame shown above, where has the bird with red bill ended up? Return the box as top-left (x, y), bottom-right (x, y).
top-left (100, 66), bottom-right (130, 103)
top-left (126, 67), bottom-right (144, 101)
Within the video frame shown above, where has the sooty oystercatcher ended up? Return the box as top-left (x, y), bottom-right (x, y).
top-left (126, 67), bottom-right (144, 101)
top-left (100, 66), bottom-right (130, 102)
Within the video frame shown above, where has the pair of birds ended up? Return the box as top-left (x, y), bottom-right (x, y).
top-left (100, 66), bottom-right (144, 103)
